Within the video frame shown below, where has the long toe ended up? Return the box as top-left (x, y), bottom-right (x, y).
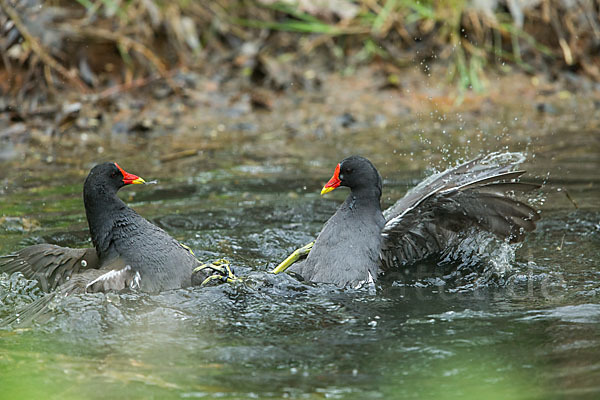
top-left (192, 259), bottom-right (238, 286)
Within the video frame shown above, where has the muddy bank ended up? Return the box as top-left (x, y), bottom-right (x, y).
top-left (1, 64), bottom-right (599, 185)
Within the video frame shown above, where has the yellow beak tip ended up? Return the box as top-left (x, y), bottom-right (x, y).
top-left (321, 186), bottom-right (335, 195)
top-left (132, 178), bottom-right (146, 184)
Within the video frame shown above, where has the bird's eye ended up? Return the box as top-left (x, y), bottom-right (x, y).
top-left (111, 171), bottom-right (118, 178)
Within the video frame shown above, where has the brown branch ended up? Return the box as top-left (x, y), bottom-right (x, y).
top-left (549, 6), bottom-right (573, 65)
top-left (0, 0), bottom-right (89, 92)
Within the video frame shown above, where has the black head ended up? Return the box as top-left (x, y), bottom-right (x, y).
top-left (321, 156), bottom-right (382, 197)
top-left (84, 162), bottom-right (145, 197)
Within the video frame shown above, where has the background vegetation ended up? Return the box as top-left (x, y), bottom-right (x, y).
top-left (1, 0), bottom-right (598, 101)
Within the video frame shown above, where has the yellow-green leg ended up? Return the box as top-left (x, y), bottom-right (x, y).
top-left (271, 241), bottom-right (314, 274)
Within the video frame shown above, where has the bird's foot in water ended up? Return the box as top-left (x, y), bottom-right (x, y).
top-left (271, 241), bottom-right (314, 274)
top-left (193, 259), bottom-right (239, 286)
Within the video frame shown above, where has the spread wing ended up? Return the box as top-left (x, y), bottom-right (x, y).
top-left (380, 153), bottom-right (540, 269)
top-left (0, 244), bottom-right (99, 292)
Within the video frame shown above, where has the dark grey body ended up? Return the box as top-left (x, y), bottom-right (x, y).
top-left (290, 193), bottom-right (385, 287)
top-left (290, 153), bottom-right (540, 288)
top-left (84, 197), bottom-right (198, 293)
top-left (80, 163), bottom-right (200, 293)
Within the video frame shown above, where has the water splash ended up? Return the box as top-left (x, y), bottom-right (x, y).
top-left (0, 272), bottom-right (43, 318)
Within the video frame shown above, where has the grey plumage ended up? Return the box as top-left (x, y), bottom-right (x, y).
top-left (1, 163), bottom-right (212, 326)
top-left (290, 193), bottom-right (385, 287)
top-left (1, 163), bottom-right (202, 297)
top-left (380, 154), bottom-right (540, 269)
top-left (82, 162), bottom-right (200, 293)
top-left (290, 156), bottom-right (385, 287)
top-left (290, 153), bottom-right (540, 287)
top-left (0, 245), bottom-right (98, 292)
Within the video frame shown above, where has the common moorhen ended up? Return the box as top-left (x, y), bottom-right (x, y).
top-left (1, 162), bottom-right (232, 296)
top-left (272, 153), bottom-right (540, 288)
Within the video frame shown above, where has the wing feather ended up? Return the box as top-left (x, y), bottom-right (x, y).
top-left (381, 153), bottom-right (540, 269)
top-left (0, 244), bottom-right (99, 292)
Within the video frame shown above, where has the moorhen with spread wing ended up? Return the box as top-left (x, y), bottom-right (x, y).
top-left (272, 153), bottom-right (541, 288)
top-left (1, 162), bottom-right (233, 297)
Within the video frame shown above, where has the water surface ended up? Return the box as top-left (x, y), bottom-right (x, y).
top-left (1, 104), bottom-right (599, 399)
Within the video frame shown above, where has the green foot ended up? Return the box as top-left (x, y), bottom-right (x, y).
top-left (194, 258), bottom-right (239, 286)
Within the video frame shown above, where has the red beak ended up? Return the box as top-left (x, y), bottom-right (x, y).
top-left (321, 163), bottom-right (341, 195)
top-left (115, 163), bottom-right (145, 185)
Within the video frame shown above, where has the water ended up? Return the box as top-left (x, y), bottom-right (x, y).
top-left (1, 108), bottom-right (599, 399)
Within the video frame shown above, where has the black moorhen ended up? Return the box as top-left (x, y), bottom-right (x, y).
top-left (272, 153), bottom-right (540, 288)
top-left (0, 162), bottom-right (230, 296)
